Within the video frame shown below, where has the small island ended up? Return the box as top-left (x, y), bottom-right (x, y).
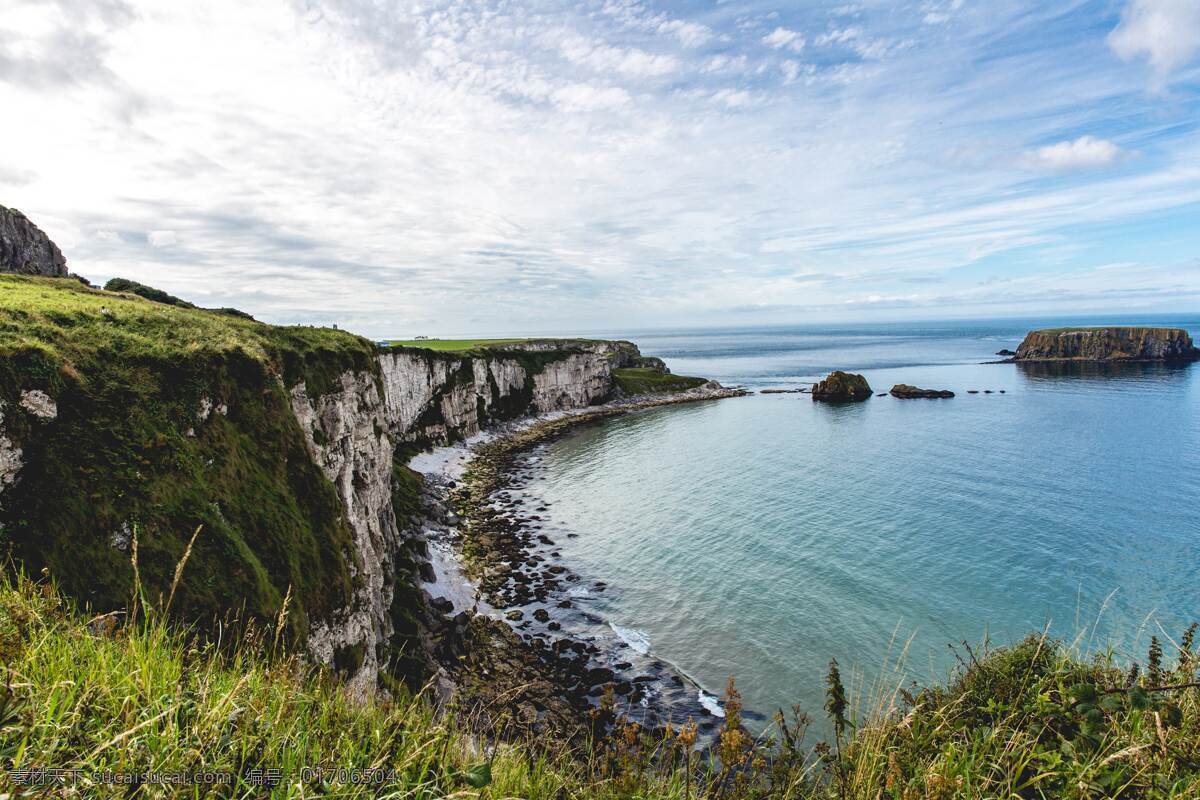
top-left (1010, 327), bottom-right (1200, 362)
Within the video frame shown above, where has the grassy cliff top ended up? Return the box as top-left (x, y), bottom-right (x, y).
top-left (0, 275), bottom-right (375, 394)
top-left (612, 367), bottom-right (706, 394)
top-left (1031, 326), bottom-right (1187, 334)
top-left (385, 337), bottom-right (616, 353)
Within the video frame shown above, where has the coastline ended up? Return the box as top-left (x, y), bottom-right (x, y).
top-left (407, 381), bottom-right (748, 741)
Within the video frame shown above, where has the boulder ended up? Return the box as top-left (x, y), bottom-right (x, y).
top-left (0, 206), bottom-right (67, 277)
top-left (1013, 327), bottom-right (1200, 362)
top-left (811, 371), bottom-right (872, 402)
top-left (890, 384), bottom-right (954, 399)
top-left (995, 349), bottom-right (1016, 356)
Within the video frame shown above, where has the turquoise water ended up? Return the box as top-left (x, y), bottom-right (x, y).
top-left (527, 318), bottom-right (1200, 724)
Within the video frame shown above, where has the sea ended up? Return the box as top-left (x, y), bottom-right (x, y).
top-left (508, 316), bottom-right (1200, 728)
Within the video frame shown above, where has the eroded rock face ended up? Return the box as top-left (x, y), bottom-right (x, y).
top-left (0, 207), bottom-right (67, 277)
top-left (290, 370), bottom-right (399, 700)
top-left (812, 371), bottom-right (872, 402)
top-left (0, 403), bottom-right (23, 487)
top-left (289, 344), bottom-right (623, 694)
top-left (890, 384), bottom-right (954, 399)
top-left (1013, 328), bottom-right (1200, 362)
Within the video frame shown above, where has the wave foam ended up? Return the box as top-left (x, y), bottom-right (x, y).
top-left (609, 623), bottom-right (651, 655)
top-left (698, 690), bottom-right (725, 718)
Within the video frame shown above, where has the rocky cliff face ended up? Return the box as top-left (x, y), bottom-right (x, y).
top-left (285, 343), bottom-right (624, 694)
top-left (0, 207), bottom-right (68, 276)
top-left (1014, 327), bottom-right (1199, 362)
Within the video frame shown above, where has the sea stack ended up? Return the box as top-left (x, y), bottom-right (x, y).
top-left (812, 371), bottom-right (872, 402)
top-left (1012, 327), bottom-right (1200, 362)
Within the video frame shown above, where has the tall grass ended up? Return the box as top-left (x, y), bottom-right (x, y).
top-left (1, 566), bottom-right (1197, 798)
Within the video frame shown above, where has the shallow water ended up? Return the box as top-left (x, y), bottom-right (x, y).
top-left (524, 317), bottom-right (1200, 724)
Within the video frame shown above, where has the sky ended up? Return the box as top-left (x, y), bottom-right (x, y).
top-left (1, 0), bottom-right (1199, 337)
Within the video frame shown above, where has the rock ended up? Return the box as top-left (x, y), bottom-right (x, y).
top-left (1012, 327), bottom-right (1200, 362)
top-left (890, 384), bottom-right (954, 399)
top-left (19, 389), bottom-right (57, 419)
top-left (505, 609), bottom-right (525, 621)
top-left (0, 206), bottom-right (68, 277)
top-left (811, 371), bottom-right (872, 402)
top-left (995, 349), bottom-right (1016, 356)
top-left (532, 608), bottom-right (550, 622)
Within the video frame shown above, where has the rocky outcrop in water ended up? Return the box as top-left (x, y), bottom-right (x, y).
top-left (0, 206), bottom-right (67, 277)
top-left (1012, 328), bottom-right (1199, 362)
top-left (890, 384), bottom-right (954, 399)
top-left (812, 371), bottom-right (872, 402)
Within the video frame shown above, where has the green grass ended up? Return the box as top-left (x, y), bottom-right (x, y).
top-left (3, 572), bottom-right (1198, 798)
top-left (387, 338), bottom-right (533, 351)
top-left (386, 337), bottom-right (616, 353)
top-left (0, 275), bottom-right (379, 644)
top-left (612, 367), bottom-right (707, 395)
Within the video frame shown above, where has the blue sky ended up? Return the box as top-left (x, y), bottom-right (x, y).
top-left (1, 0), bottom-right (1198, 336)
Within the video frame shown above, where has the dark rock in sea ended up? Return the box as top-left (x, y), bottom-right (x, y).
top-left (876, 393), bottom-right (888, 397)
top-left (429, 597), bottom-right (454, 615)
top-left (586, 667), bottom-right (615, 684)
top-left (1013, 327), bottom-right (1200, 362)
top-left (533, 608), bottom-right (550, 622)
top-left (557, 599), bottom-right (573, 609)
top-left (1, 206), bottom-right (68, 277)
top-left (505, 609), bottom-right (525, 621)
top-left (996, 348), bottom-right (1017, 356)
top-left (613, 681), bottom-right (633, 695)
top-left (890, 384), bottom-right (954, 399)
top-left (812, 370), bottom-right (872, 402)
top-left (967, 390), bottom-right (979, 394)
top-left (548, 621), bottom-right (561, 631)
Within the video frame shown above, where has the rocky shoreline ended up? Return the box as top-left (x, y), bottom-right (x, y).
top-left (404, 382), bottom-right (747, 743)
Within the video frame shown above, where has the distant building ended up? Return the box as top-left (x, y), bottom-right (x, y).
top-left (414, 335), bottom-right (429, 340)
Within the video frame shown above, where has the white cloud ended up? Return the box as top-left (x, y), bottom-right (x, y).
top-left (657, 19), bottom-right (713, 48)
top-left (147, 230), bottom-right (178, 247)
top-left (550, 83), bottom-right (632, 112)
top-left (762, 27), bottom-right (805, 53)
top-left (1022, 136), bottom-right (1124, 171)
top-left (558, 34), bottom-right (677, 78)
top-left (1108, 0), bottom-right (1200, 90)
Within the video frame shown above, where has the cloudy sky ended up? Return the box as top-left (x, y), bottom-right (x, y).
top-left (2, 0), bottom-right (1199, 336)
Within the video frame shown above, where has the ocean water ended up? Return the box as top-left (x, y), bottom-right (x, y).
top-left (522, 317), bottom-right (1200, 725)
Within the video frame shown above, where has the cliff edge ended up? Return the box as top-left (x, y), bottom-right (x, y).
top-left (0, 206), bottom-right (68, 277)
top-left (1013, 327), bottom-right (1199, 362)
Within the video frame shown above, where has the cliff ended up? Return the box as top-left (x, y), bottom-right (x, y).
top-left (0, 275), bottom-right (671, 695)
top-left (0, 206), bottom-right (68, 277)
top-left (1013, 327), bottom-right (1200, 362)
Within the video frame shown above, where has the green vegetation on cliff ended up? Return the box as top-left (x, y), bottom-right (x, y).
top-left (387, 337), bottom-right (534, 351)
top-left (0, 275), bottom-right (377, 639)
top-left (612, 367), bottom-right (707, 395)
top-left (3, 572), bottom-right (1198, 798)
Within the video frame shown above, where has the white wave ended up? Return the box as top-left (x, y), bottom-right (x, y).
top-left (568, 586), bottom-right (591, 598)
top-left (609, 623), bottom-right (651, 655)
top-left (698, 690), bottom-right (725, 718)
